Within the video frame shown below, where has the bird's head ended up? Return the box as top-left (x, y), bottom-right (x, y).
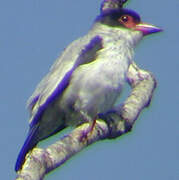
top-left (95, 8), bottom-right (162, 36)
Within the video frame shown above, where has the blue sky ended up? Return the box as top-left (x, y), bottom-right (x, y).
top-left (1, 0), bottom-right (178, 179)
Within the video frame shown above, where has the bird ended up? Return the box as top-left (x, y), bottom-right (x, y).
top-left (15, 7), bottom-right (162, 171)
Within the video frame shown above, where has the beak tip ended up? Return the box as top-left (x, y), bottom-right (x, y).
top-left (149, 27), bottom-right (163, 34)
top-left (135, 23), bottom-right (163, 35)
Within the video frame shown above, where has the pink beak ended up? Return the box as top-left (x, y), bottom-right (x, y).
top-left (135, 23), bottom-right (162, 36)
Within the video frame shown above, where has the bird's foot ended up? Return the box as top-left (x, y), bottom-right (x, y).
top-left (98, 109), bottom-right (120, 123)
top-left (98, 108), bottom-right (131, 138)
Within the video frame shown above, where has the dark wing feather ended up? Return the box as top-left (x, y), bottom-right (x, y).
top-left (28, 35), bottom-right (103, 127)
top-left (15, 35), bottom-right (103, 171)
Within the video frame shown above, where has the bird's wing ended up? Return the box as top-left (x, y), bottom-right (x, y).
top-left (27, 35), bottom-right (103, 127)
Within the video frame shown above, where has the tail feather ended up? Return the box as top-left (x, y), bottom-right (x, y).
top-left (15, 124), bottom-right (39, 172)
top-left (15, 122), bottom-right (66, 172)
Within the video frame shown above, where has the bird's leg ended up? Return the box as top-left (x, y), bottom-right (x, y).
top-left (79, 117), bottom-right (97, 143)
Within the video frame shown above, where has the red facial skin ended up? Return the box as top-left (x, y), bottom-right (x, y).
top-left (118, 14), bottom-right (162, 35)
top-left (118, 15), bottom-right (138, 29)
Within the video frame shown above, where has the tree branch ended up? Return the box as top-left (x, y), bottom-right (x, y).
top-left (15, 61), bottom-right (156, 180)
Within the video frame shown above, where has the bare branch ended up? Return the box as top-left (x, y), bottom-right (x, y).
top-left (15, 62), bottom-right (157, 180)
top-left (123, 62), bottom-right (157, 121)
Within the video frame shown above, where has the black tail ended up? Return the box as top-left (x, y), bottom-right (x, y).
top-left (15, 122), bottom-right (66, 171)
top-left (15, 124), bottom-right (39, 172)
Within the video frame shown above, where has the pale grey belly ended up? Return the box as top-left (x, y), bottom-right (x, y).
top-left (58, 64), bottom-right (125, 125)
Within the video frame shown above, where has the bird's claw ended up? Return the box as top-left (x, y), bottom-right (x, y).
top-left (98, 108), bottom-right (131, 138)
top-left (98, 108), bottom-right (121, 123)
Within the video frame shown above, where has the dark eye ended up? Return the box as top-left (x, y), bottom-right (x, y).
top-left (120, 15), bottom-right (129, 22)
top-left (118, 15), bottom-right (136, 28)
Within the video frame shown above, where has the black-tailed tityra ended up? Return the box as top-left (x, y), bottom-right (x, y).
top-left (15, 8), bottom-right (162, 171)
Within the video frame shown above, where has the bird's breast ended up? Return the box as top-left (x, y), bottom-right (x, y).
top-left (59, 42), bottom-right (132, 124)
